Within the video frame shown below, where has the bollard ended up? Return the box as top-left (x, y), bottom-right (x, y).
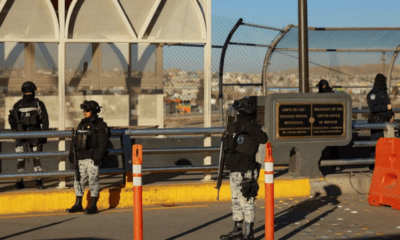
top-left (265, 142), bottom-right (274, 240)
top-left (133, 144), bottom-right (143, 240)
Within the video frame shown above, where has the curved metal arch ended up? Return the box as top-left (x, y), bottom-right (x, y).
top-left (191, 0), bottom-right (207, 40)
top-left (65, 0), bottom-right (138, 40)
top-left (138, 0), bottom-right (206, 41)
top-left (387, 45), bottom-right (400, 94)
top-left (261, 24), bottom-right (294, 96)
top-left (0, 0), bottom-right (59, 40)
top-left (137, 0), bottom-right (161, 39)
top-left (218, 18), bottom-right (243, 124)
top-left (45, 0), bottom-right (60, 39)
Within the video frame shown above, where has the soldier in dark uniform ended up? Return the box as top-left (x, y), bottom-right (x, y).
top-left (316, 79), bottom-right (334, 93)
top-left (66, 100), bottom-right (109, 215)
top-left (367, 73), bottom-right (394, 140)
top-left (367, 73), bottom-right (394, 162)
top-left (8, 81), bottom-right (49, 189)
top-left (220, 97), bottom-right (268, 240)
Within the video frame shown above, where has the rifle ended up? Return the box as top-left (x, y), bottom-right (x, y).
top-left (70, 128), bottom-right (80, 181)
top-left (215, 115), bottom-right (235, 200)
top-left (9, 109), bottom-right (31, 159)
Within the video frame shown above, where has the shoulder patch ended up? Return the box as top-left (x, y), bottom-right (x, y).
top-left (370, 94), bottom-right (376, 100)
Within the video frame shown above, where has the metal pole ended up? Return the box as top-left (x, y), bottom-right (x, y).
top-left (58, 0), bottom-right (67, 189)
top-left (203, 0), bottom-right (213, 181)
top-left (298, 0), bottom-right (310, 93)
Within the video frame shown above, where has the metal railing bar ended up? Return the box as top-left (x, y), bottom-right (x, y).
top-left (320, 158), bottom-right (375, 166)
top-left (143, 146), bottom-right (220, 154)
top-left (229, 42), bottom-right (271, 48)
top-left (241, 22), bottom-right (285, 32)
top-left (0, 130), bottom-right (71, 139)
top-left (223, 83), bottom-right (262, 86)
top-left (0, 129), bottom-right (123, 140)
top-left (353, 122), bottom-right (400, 130)
top-left (267, 86), bottom-right (372, 89)
top-left (352, 109), bottom-right (400, 114)
top-left (142, 165), bottom-right (219, 173)
top-left (353, 141), bottom-right (377, 148)
top-left (0, 151), bottom-right (69, 160)
top-left (275, 48), bottom-right (400, 52)
top-left (128, 127), bottom-right (224, 136)
top-left (0, 168), bottom-right (125, 179)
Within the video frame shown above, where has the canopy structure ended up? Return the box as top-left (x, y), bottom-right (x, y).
top-left (0, 0), bottom-right (212, 129)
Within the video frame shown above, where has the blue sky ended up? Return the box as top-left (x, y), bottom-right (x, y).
top-left (212, 0), bottom-right (400, 28)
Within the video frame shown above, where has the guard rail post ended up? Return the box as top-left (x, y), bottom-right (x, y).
top-left (121, 129), bottom-right (133, 185)
top-left (265, 142), bottom-right (274, 240)
top-left (133, 144), bottom-right (143, 240)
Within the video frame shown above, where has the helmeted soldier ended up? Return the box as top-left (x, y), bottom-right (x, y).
top-left (367, 73), bottom-right (394, 162)
top-left (66, 100), bottom-right (109, 215)
top-left (220, 97), bottom-right (268, 240)
top-left (316, 79), bottom-right (334, 93)
top-left (8, 81), bottom-right (49, 189)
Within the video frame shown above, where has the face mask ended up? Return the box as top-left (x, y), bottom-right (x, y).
top-left (23, 92), bottom-right (35, 101)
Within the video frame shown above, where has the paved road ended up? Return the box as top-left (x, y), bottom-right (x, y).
top-left (1, 194), bottom-right (400, 240)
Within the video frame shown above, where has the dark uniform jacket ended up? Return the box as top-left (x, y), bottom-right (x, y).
top-left (367, 86), bottom-right (393, 123)
top-left (224, 116), bottom-right (268, 173)
top-left (70, 117), bottom-right (109, 166)
top-left (8, 98), bottom-right (49, 145)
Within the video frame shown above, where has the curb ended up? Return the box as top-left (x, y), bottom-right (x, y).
top-left (0, 171), bottom-right (372, 215)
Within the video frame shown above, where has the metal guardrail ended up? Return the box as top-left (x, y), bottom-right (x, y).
top-left (320, 158), bottom-right (375, 167)
top-left (0, 121), bottom-right (397, 180)
top-left (0, 128), bottom-right (224, 180)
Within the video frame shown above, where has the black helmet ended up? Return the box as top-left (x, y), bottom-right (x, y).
top-left (80, 100), bottom-right (101, 115)
top-left (21, 81), bottom-right (37, 93)
top-left (232, 97), bottom-right (256, 114)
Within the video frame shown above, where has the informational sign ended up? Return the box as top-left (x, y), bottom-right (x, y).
top-left (265, 93), bottom-right (352, 147)
top-left (277, 103), bottom-right (345, 139)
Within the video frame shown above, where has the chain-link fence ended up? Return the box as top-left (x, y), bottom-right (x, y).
top-left (163, 18), bottom-right (400, 128)
top-left (163, 16), bottom-right (281, 128)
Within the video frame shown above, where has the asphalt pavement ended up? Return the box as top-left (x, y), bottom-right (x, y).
top-left (0, 194), bottom-right (400, 240)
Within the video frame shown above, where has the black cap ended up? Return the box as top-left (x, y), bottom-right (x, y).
top-left (21, 81), bottom-right (37, 93)
top-left (316, 79), bottom-right (330, 87)
top-left (80, 100), bottom-right (101, 114)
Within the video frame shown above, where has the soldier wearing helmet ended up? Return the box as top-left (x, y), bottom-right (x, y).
top-left (316, 79), bottom-right (334, 93)
top-left (220, 97), bottom-right (268, 240)
top-left (8, 81), bottom-right (49, 189)
top-left (67, 100), bottom-right (109, 215)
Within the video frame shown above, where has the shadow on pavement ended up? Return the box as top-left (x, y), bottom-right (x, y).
top-left (254, 184), bottom-right (342, 240)
top-left (341, 234), bottom-right (400, 240)
top-left (274, 168), bottom-right (288, 178)
top-left (0, 217), bottom-right (77, 240)
top-left (165, 212), bottom-right (232, 240)
top-left (46, 239), bottom-right (111, 240)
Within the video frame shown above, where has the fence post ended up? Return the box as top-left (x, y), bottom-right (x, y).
top-left (265, 142), bottom-right (274, 240)
top-left (133, 144), bottom-right (143, 240)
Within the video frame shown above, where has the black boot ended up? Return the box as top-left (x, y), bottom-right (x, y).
top-left (66, 196), bottom-right (83, 213)
top-left (220, 220), bottom-right (243, 240)
top-left (15, 180), bottom-right (25, 190)
top-left (36, 179), bottom-right (44, 189)
top-left (242, 222), bottom-right (254, 240)
top-left (85, 197), bottom-right (99, 215)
